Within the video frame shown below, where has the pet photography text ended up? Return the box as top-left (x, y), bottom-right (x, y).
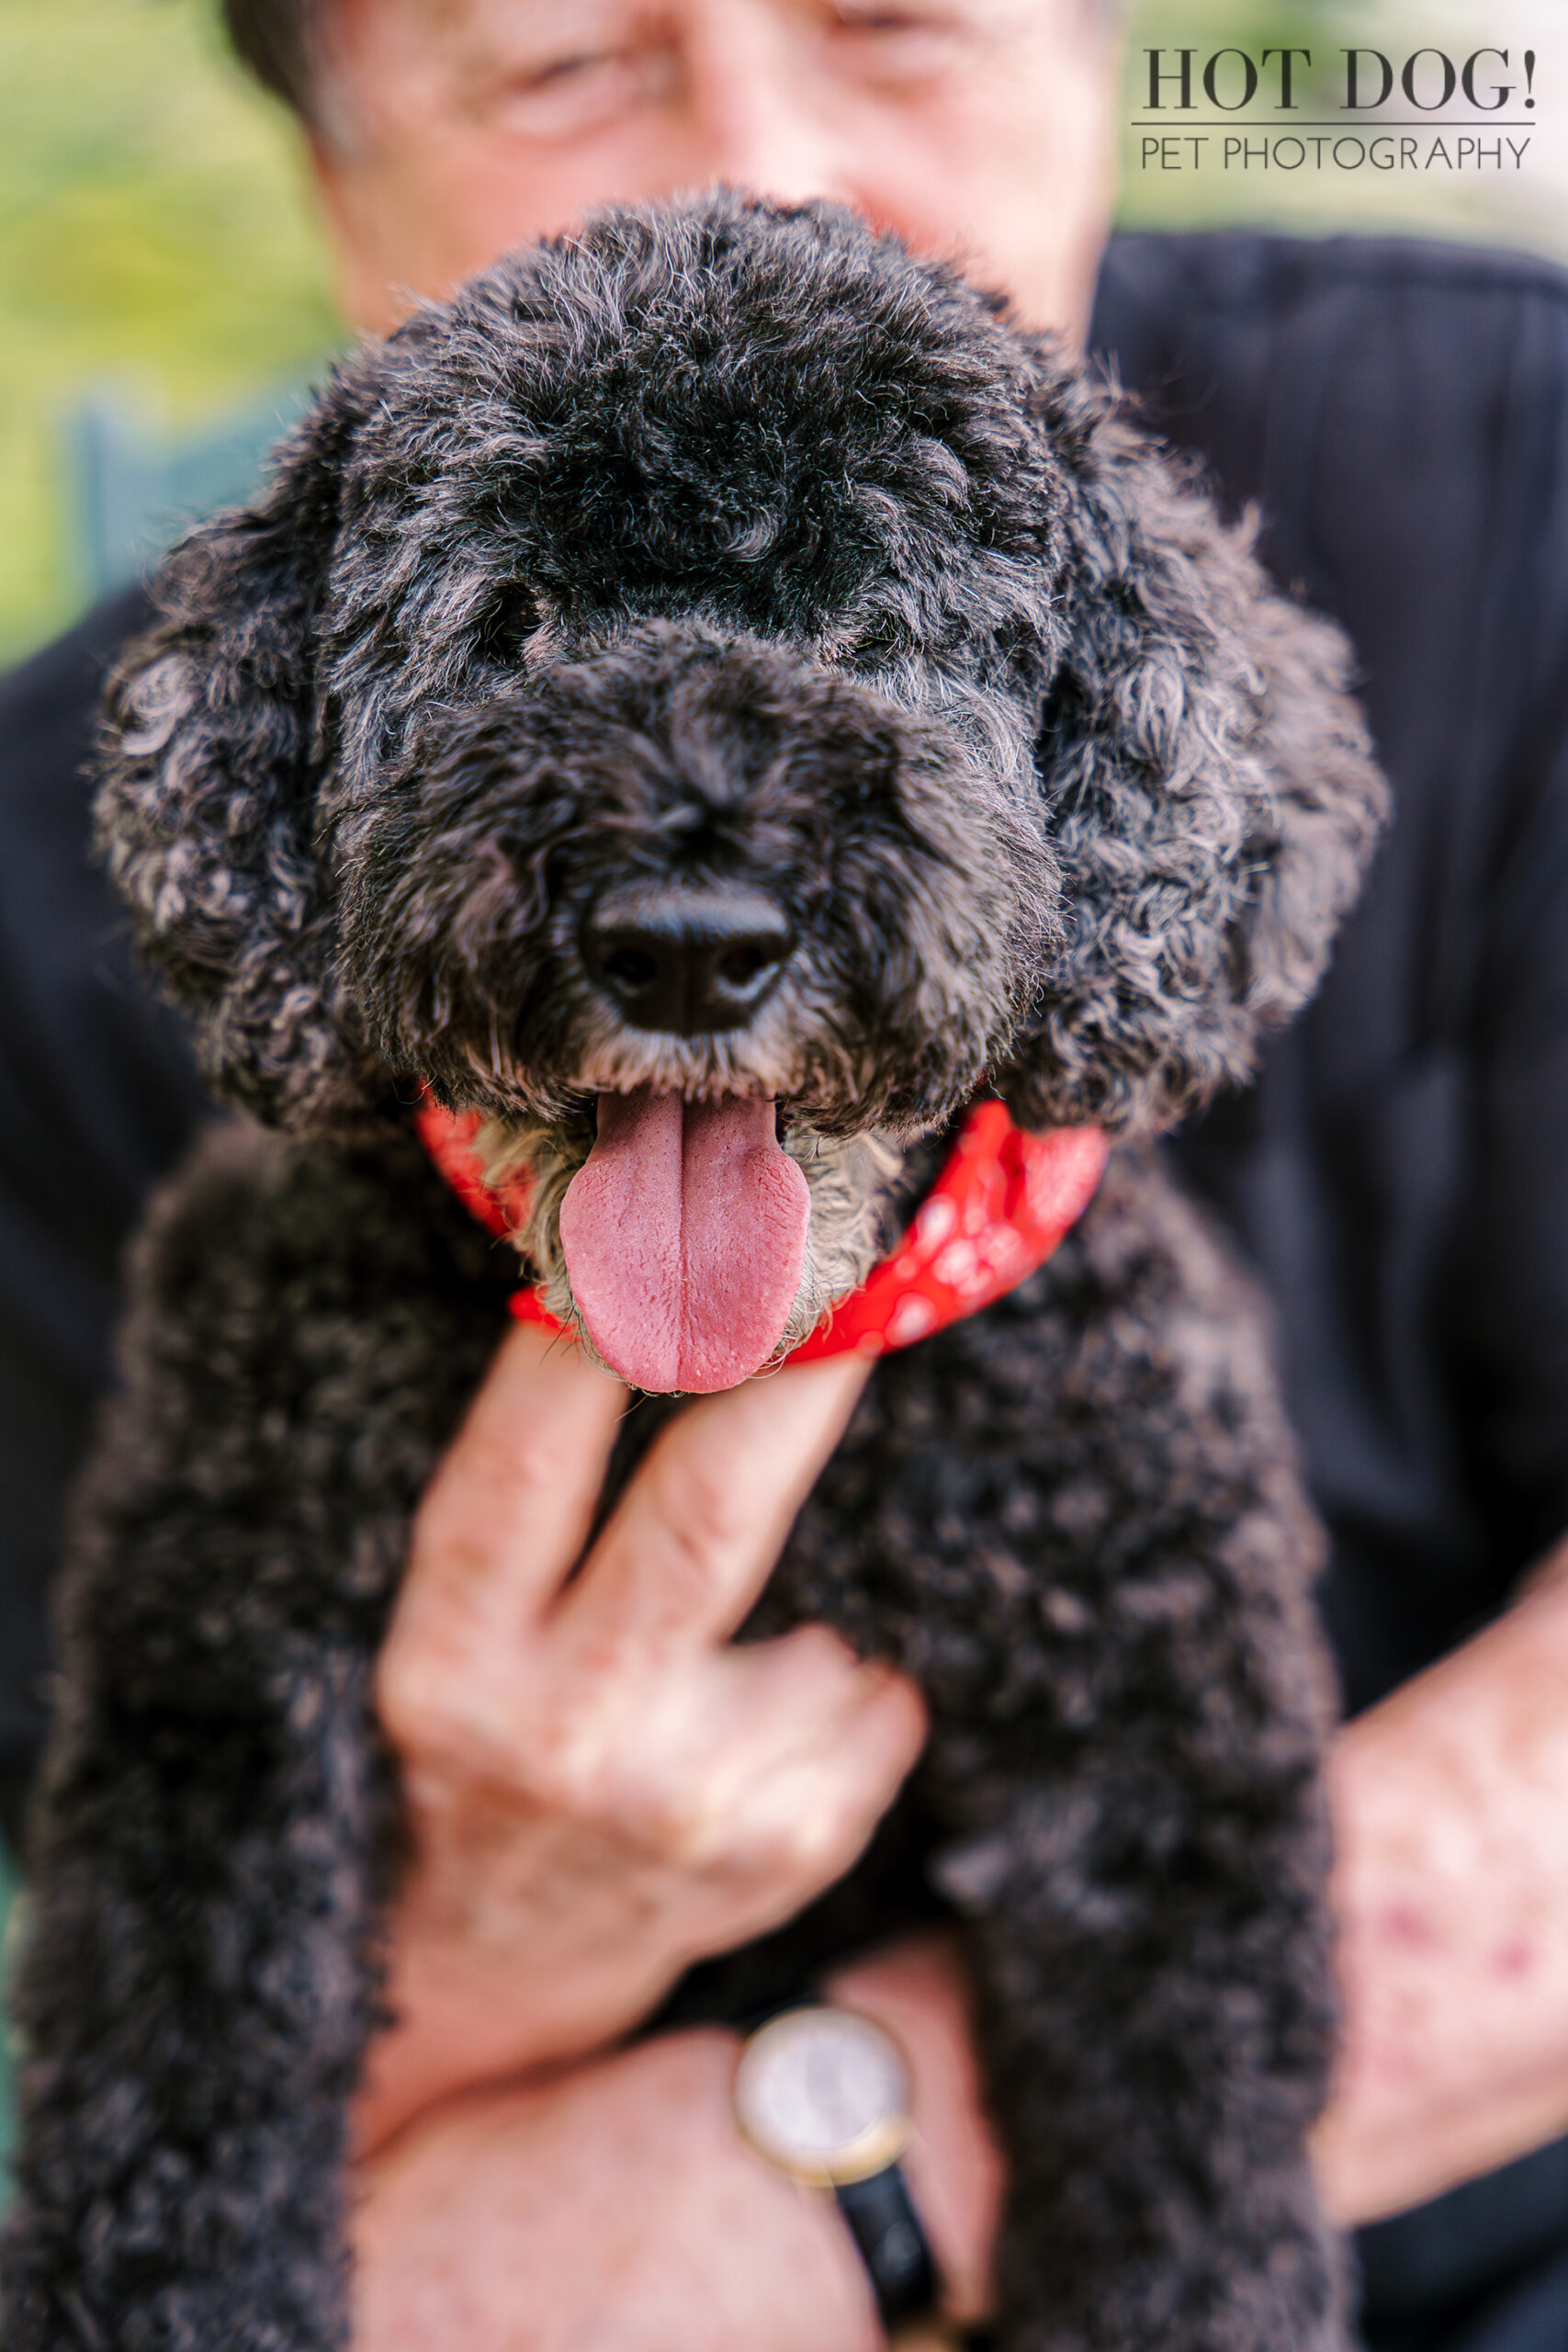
top-left (1133, 40), bottom-right (1539, 175)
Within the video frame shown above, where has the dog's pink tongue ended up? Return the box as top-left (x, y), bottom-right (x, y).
top-left (558, 1091), bottom-right (810, 1393)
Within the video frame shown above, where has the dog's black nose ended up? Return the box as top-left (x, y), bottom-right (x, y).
top-left (581, 887), bottom-right (794, 1035)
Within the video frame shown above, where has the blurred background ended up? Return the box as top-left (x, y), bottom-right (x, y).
top-left (0, 0), bottom-right (1563, 672)
top-left (0, 0), bottom-right (1562, 2176)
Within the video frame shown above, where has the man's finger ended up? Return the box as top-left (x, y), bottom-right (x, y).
top-left (712, 1652), bottom-right (929, 1883)
top-left (557, 1351), bottom-right (873, 1657)
top-left (656, 1648), bottom-right (928, 1912)
top-left (383, 1323), bottom-right (627, 1735)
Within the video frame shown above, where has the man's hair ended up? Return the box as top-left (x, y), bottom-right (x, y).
top-left (222, 0), bottom-right (317, 123)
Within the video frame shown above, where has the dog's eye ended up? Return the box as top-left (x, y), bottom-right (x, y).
top-left (854, 626), bottom-right (904, 662)
top-left (474, 586), bottom-right (541, 668)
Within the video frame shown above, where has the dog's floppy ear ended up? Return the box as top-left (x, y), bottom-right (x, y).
top-left (96, 363), bottom-right (381, 1129)
top-left (1003, 402), bottom-right (1388, 1139)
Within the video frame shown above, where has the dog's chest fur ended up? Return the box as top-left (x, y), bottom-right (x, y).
top-left (100, 1112), bottom-right (1324, 1810)
top-left (61, 1112), bottom-right (1337, 2335)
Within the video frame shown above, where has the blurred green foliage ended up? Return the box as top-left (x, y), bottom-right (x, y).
top-left (0, 0), bottom-right (337, 662)
top-left (0, 0), bottom-right (1561, 661)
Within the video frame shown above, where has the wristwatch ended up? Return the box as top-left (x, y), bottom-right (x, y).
top-left (733, 2003), bottom-right (940, 2334)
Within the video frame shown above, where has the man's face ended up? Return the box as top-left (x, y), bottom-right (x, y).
top-left (312, 0), bottom-right (1120, 343)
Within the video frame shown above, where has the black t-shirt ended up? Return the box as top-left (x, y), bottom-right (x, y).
top-left (2, 231), bottom-right (1566, 2345)
top-left (1094, 233), bottom-right (1568, 1722)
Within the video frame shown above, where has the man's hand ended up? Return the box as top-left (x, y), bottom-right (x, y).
top-left (362, 1304), bottom-right (1568, 2310)
top-left (359, 1322), bottom-right (928, 2152)
top-left (352, 1934), bottom-right (1001, 2352)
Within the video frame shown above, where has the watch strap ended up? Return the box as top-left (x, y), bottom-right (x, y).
top-left (833, 2161), bottom-right (937, 2326)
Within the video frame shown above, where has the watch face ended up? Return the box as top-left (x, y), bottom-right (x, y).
top-left (733, 2006), bottom-right (912, 2187)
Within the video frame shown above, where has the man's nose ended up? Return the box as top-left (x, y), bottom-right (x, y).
top-left (581, 886), bottom-right (795, 1035)
top-left (673, 0), bottom-right (859, 216)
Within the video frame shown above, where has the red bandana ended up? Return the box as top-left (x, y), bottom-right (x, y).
top-left (416, 1097), bottom-right (1107, 1371)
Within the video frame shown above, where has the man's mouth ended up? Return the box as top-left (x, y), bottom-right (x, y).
top-left (558, 1089), bottom-right (811, 1393)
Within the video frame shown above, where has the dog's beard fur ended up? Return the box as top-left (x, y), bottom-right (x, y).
top-left (474, 1106), bottom-right (907, 1371)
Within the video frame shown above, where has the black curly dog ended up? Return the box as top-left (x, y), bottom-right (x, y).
top-left (4, 196), bottom-right (1387, 2351)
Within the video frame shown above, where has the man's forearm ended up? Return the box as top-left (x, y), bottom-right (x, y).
top-left (1313, 1536), bottom-right (1568, 2225)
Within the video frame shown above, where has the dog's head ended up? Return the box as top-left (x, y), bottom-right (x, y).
top-left (100, 194), bottom-right (1385, 1390)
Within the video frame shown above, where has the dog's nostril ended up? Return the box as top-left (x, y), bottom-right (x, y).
top-left (716, 944), bottom-right (772, 989)
top-left (603, 946), bottom-right (660, 992)
top-left (581, 886), bottom-right (794, 1036)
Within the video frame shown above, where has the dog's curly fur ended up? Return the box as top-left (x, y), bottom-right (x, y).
top-left (4, 195), bottom-right (1386, 2352)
